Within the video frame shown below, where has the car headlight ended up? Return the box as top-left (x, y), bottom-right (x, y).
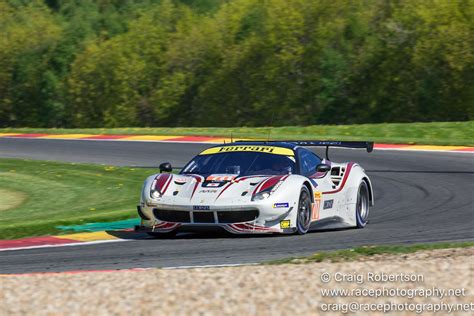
top-left (150, 190), bottom-right (162, 199)
top-left (251, 176), bottom-right (288, 201)
top-left (252, 191), bottom-right (271, 201)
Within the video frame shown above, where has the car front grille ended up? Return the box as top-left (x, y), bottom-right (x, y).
top-left (193, 212), bottom-right (215, 223)
top-left (154, 210), bottom-right (191, 223)
top-left (217, 210), bottom-right (259, 223)
top-left (153, 209), bottom-right (259, 224)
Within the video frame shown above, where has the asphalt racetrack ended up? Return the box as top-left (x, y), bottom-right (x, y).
top-left (0, 138), bottom-right (473, 273)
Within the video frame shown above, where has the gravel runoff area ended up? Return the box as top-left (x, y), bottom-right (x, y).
top-left (1, 247), bottom-right (473, 315)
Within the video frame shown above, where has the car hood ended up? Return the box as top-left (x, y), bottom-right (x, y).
top-left (152, 173), bottom-right (286, 207)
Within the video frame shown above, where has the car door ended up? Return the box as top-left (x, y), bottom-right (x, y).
top-left (297, 148), bottom-right (335, 221)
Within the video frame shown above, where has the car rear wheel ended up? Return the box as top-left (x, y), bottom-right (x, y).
top-left (296, 186), bottom-right (312, 235)
top-left (355, 181), bottom-right (370, 228)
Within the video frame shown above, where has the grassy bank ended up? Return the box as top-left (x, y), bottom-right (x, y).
top-left (266, 242), bottom-right (474, 265)
top-left (0, 159), bottom-right (151, 239)
top-left (1, 121), bottom-right (473, 146)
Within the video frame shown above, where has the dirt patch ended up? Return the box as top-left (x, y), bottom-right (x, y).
top-left (1, 247), bottom-right (472, 315)
top-left (0, 188), bottom-right (26, 211)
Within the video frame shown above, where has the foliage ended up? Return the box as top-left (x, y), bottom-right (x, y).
top-left (0, 158), bottom-right (152, 239)
top-left (0, 0), bottom-right (473, 127)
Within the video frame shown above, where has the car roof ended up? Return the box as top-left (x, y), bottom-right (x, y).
top-left (211, 141), bottom-right (299, 150)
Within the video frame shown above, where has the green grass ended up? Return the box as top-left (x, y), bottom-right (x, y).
top-left (1, 121), bottom-right (473, 146)
top-left (265, 242), bottom-right (474, 265)
top-left (0, 159), bottom-right (152, 239)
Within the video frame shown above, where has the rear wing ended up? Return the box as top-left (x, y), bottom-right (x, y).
top-left (235, 140), bottom-right (374, 160)
top-left (290, 141), bottom-right (373, 160)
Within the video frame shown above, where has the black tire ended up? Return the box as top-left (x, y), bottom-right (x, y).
top-left (355, 181), bottom-right (370, 228)
top-left (295, 186), bottom-right (312, 235)
top-left (147, 230), bottom-right (177, 239)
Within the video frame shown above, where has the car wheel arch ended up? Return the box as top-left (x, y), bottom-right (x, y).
top-left (362, 176), bottom-right (374, 206)
top-left (302, 181), bottom-right (314, 203)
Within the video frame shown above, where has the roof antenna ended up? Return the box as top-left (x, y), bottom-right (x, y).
top-left (230, 131), bottom-right (233, 143)
top-left (266, 112), bottom-right (275, 143)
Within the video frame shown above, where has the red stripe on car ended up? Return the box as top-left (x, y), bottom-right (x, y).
top-left (189, 175), bottom-right (203, 199)
top-left (161, 175), bottom-right (173, 194)
top-left (154, 174), bottom-right (171, 192)
top-left (322, 162), bottom-right (355, 194)
top-left (252, 175), bottom-right (284, 195)
top-left (215, 182), bottom-right (233, 200)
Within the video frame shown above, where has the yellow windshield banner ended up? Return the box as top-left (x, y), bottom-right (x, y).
top-left (199, 145), bottom-right (294, 156)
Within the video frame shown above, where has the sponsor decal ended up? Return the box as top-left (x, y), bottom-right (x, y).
top-left (280, 220), bottom-right (291, 229)
top-left (311, 202), bottom-right (320, 221)
top-left (323, 199), bottom-right (334, 210)
top-left (200, 146), bottom-right (294, 156)
top-left (206, 182), bottom-right (221, 187)
top-left (273, 202), bottom-right (289, 208)
top-left (193, 205), bottom-right (210, 210)
top-left (198, 189), bottom-right (218, 193)
top-left (311, 191), bottom-right (322, 221)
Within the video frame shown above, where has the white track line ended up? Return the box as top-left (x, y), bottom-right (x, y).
top-left (0, 238), bottom-right (129, 252)
top-left (162, 263), bottom-right (259, 269)
top-left (0, 232), bottom-right (194, 252)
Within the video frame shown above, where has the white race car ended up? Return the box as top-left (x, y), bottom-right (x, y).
top-left (136, 141), bottom-right (374, 237)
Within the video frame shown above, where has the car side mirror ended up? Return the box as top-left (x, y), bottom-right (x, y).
top-left (315, 163), bottom-right (331, 173)
top-left (159, 162), bottom-right (172, 173)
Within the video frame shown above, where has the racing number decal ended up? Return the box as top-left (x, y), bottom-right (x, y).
top-left (311, 191), bottom-right (322, 221)
top-left (206, 175), bottom-right (236, 182)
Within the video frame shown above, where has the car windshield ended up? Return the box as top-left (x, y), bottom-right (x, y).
top-left (181, 151), bottom-right (296, 177)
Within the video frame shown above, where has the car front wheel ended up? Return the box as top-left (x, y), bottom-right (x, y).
top-left (296, 186), bottom-right (312, 235)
